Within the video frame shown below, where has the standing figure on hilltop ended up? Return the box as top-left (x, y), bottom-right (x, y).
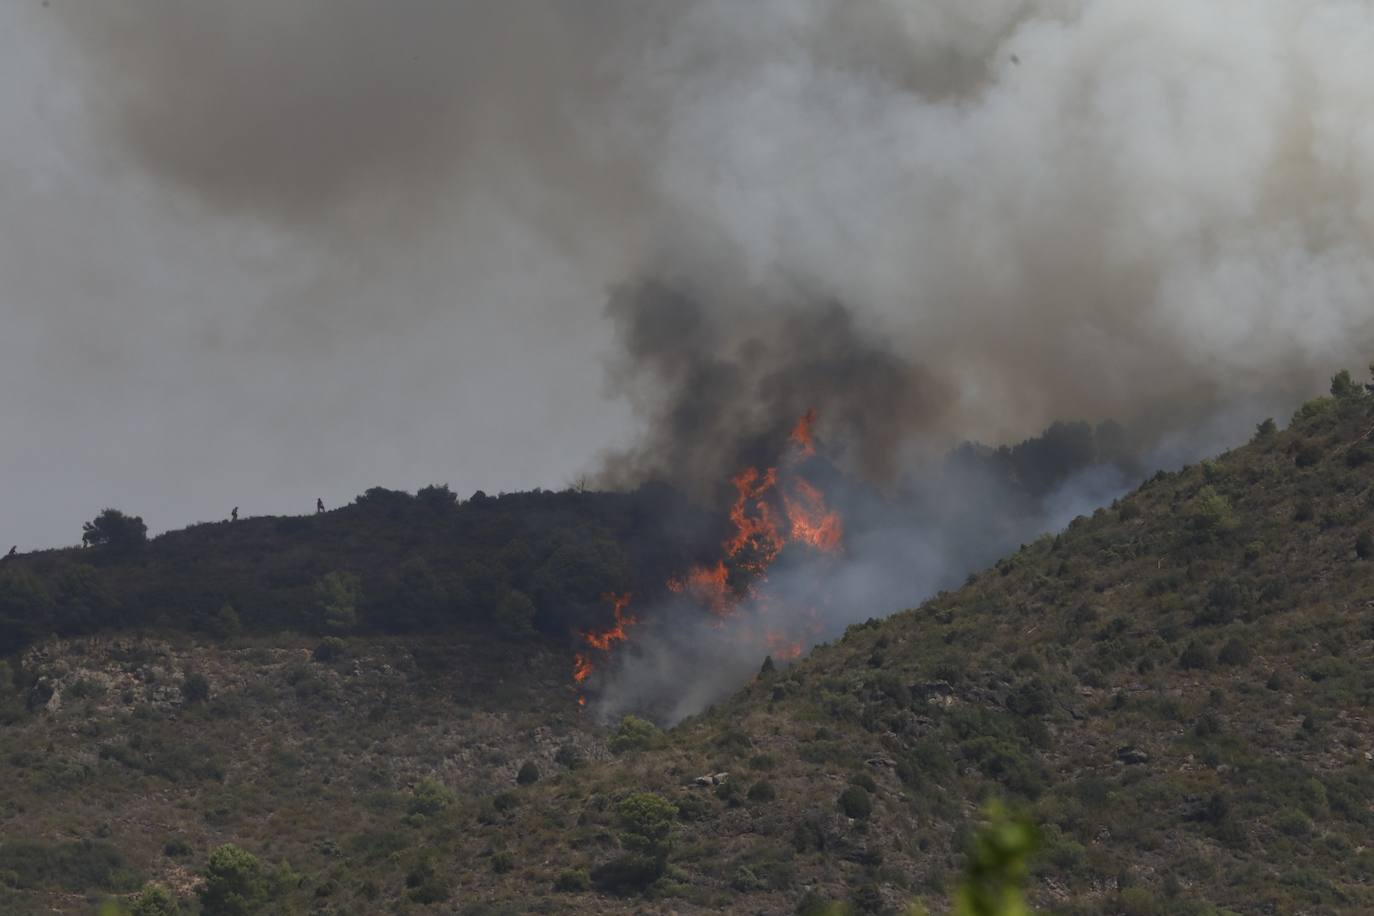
top-left (231, 507), bottom-right (238, 522)
top-left (316, 498), bottom-right (325, 515)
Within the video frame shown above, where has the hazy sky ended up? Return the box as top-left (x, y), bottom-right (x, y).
top-left (6, 1), bottom-right (1374, 550)
top-left (2, 3), bottom-right (642, 549)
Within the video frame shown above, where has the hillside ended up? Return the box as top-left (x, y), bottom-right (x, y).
top-left (1, 377), bottom-right (1372, 914)
top-left (0, 483), bottom-right (713, 656)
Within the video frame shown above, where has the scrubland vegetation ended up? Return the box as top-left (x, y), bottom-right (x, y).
top-left (1, 370), bottom-right (1373, 913)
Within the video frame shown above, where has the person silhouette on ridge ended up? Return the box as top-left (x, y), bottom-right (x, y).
top-left (231, 507), bottom-right (238, 522)
top-left (316, 498), bottom-right (325, 515)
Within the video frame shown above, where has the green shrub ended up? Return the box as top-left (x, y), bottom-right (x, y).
top-left (675, 793), bottom-right (712, 822)
top-left (163, 839), bottom-right (192, 858)
top-left (408, 779), bottom-right (456, 817)
top-left (198, 844), bottom-right (268, 916)
top-left (1179, 641), bottom-right (1213, 670)
top-left (747, 780), bottom-right (777, 803)
top-left (312, 637), bottom-right (346, 662)
top-left (1357, 531), bottom-right (1373, 560)
top-left (554, 744), bottom-right (584, 770)
top-left (516, 761), bottom-right (540, 785)
top-left (850, 771), bottom-right (878, 793)
top-left (130, 884), bottom-right (179, 916)
top-left (1295, 443), bottom-right (1324, 468)
top-left (1218, 637), bottom-right (1253, 667)
top-left (491, 851), bottom-right (514, 874)
top-left (405, 858), bottom-right (450, 903)
top-left (838, 785), bottom-right (873, 820)
top-left (609, 715), bottom-right (663, 754)
top-left (180, 672), bottom-right (210, 704)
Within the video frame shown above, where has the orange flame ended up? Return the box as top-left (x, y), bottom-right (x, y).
top-left (783, 478), bottom-right (843, 553)
top-left (724, 467), bottom-right (785, 572)
top-left (570, 411), bottom-right (843, 698)
top-left (571, 593), bottom-right (635, 698)
top-left (668, 560), bottom-right (733, 617)
top-left (584, 592), bottom-right (635, 651)
top-left (789, 408), bottom-right (817, 458)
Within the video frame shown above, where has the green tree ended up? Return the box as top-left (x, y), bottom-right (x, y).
top-left (81, 509), bottom-right (148, 550)
top-left (312, 571), bottom-right (360, 632)
top-left (1331, 369), bottom-right (1363, 400)
top-left (616, 792), bottom-right (678, 866)
top-left (198, 844), bottom-right (268, 916)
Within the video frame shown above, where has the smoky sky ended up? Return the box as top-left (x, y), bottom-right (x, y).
top-left (5, 1), bottom-right (1374, 550)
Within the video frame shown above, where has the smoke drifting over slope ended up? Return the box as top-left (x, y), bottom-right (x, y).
top-left (5, 5), bottom-right (1374, 564)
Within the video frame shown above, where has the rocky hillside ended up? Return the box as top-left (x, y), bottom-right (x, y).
top-left (1, 376), bottom-right (1373, 914)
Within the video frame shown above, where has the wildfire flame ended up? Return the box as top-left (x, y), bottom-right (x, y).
top-left (572, 592), bottom-right (635, 700)
top-left (789, 408), bottom-right (817, 458)
top-left (782, 477), bottom-right (843, 552)
top-left (571, 410), bottom-right (844, 702)
top-left (665, 410), bottom-right (842, 623)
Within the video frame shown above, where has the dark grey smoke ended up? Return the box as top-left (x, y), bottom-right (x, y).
top-left (599, 280), bottom-right (948, 496)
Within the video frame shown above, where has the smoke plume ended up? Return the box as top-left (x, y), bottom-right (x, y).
top-left (44, 1), bottom-right (1374, 467)
top-left (10, 2), bottom-right (1374, 713)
